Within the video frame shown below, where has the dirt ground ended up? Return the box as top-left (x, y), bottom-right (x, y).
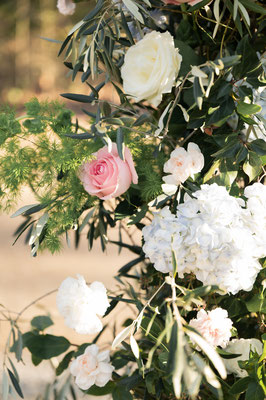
top-left (0, 191), bottom-right (138, 399)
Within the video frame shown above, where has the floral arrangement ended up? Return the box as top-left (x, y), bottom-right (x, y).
top-left (0, 0), bottom-right (265, 399)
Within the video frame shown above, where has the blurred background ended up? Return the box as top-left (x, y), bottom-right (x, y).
top-left (0, 1), bottom-right (133, 398)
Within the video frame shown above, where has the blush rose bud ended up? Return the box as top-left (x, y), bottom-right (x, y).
top-left (80, 143), bottom-right (138, 200)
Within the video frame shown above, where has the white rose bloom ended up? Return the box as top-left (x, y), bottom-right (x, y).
top-left (143, 183), bottom-right (263, 294)
top-left (57, 0), bottom-right (76, 15)
top-left (189, 308), bottom-right (233, 348)
top-left (223, 338), bottom-right (263, 377)
top-left (162, 142), bottom-right (204, 188)
top-left (70, 344), bottom-right (114, 390)
top-left (121, 31), bottom-right (182, 107)
top-left (56, 275), bottom-right (110, 335)
top-left (187, 142), bottom-right (205, 178)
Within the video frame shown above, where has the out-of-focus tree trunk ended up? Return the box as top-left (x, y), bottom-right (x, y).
top-left (15, 0), bottom-right (31, 87)
top-left (38, 0), bottom-right (57, 93)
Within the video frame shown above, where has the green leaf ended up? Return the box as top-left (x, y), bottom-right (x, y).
top-left (25, 334), bottom-right (70, 359)
top-left (204, 159), bottom-right (238, 188)
top-left (249, 139), bottom-right (266, 156)
top-left (85, 381), bottom-right (115, 396)
top-left (112, 385), bottom-right (133, 400)
top-left (128, 205), bottom-right (148, 225)
top-left (61, 93), bottom-right (95, 103)
top-left (175, 40), bottom-right (200, 76)
top-left (116, 127), bottom-right (125, 161)
top-left (11, 204), bottom-right (40, 218)
top-left (233, 35), bottom-right (262, 78)
top-left (239, 0), bottom-right (266, 15)
top-left (2, 370), bottom-right (9, 400)
top-left (168, 321), bottom-right (185, 398)
top-left (83, 0), bottom-right (105, 21)
top-left (7, 368), bottom-right (24, 398)
top-left (230, 376), bottom-right (251, 394)
top-left (31, 316), bottom-right (53, 332)
top-left (243, 152), bottom-right (262, 182)
top-left (193, 77), bottom-right (203, 110)
top-left (217, 348), bottom-right (242, 359)
top-left (122, 0), bottom-right (144, 24)
top-left (133, 113), bottom-right (151, 127)
top-left (56, 351), bottom-right (75, 376)
top-left (118, 256), bottom-right (144, 275)
top-left (206, 98), bottom-right (235, 125)
top-left (237, 101), bottom-right (262, 116)
top-left (246, 293), bottom-right (266, 313)
top-left (245, 380), bottom-right (265, 400)
top-left (14, 330), bottom-right (23, 362)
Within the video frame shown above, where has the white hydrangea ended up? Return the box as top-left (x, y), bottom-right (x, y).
top-left (56, 275), bottom-right (110, 334)
top-left (57, 0), bottom-right (76, 15)
top-left (189, 308), bottom-right (233, 348)
top-left (143, 183), bottom-right (264, 294)
top-left (223, 338), bottom-right (263, 377)
top-left (70, 344), bottom-right (114, 390)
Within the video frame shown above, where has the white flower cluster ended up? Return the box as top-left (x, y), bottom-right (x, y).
top-left (142, 183), bottom-right (265, 294)
top-left (189, 308), bottom-right (233, 349)
top-left (70, 344), bottom-right (114, 390)
top-left (56, 275), bottom-right (110, 334)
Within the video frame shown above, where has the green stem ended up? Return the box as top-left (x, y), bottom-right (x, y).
top-left (181, 4), bottom-right (188, 21)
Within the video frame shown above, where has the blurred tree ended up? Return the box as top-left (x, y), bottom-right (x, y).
top-left (0, 0), bottom-right (86, 106)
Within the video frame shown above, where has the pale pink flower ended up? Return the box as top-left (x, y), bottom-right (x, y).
top-left (163, 0), bottom-right (202, 6)
top-left (57, 0), bottom-right (76, 15)
top-left (80, 143), bottom-right (138, 200)
top-left (163, 142), bottom-right (204, 186)
top-left (187, 142), bottom-right (205, 178)
top-left (70, 344), bottom-right (114, 390)
top-left (189, 308), bottom-right (233, 348)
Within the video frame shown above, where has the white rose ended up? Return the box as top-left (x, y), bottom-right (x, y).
top-left (57, 0), bottom-right (76, 15)
top-left (162, 142), bottom-right (204, 187)
top-left (56, 275), bottom-right (110, 335)
top-left (70, 344), bottom-right (114, 390)
top-left (121, 31), bottom-right (182, 107)
top-left (187, 142), bottom-right (205, 177)
top-left (189, 308), bottom-right (233, 349)
top-left (223, 338), bottom-right (263, 377)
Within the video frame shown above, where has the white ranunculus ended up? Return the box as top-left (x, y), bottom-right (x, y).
top-left (121, 31), bottom-right (182, 107)
top-left (162, 142), bottom-right (204, 188)
top-left (223, 338), bottom-right (263, 377)
top-left (70, 344), bottom-right (114, 390)
top-left (189, 308), bottom-right (233, 348)
top-left (56, 275), bottom-right (110, 335)
top-left (57, 0), bottom-right (76, 15)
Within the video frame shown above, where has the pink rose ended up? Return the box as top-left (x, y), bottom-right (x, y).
top-left (80, 143), bottom-right (138, 200)
top-left (163, 0), bottom-right (202, 5)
